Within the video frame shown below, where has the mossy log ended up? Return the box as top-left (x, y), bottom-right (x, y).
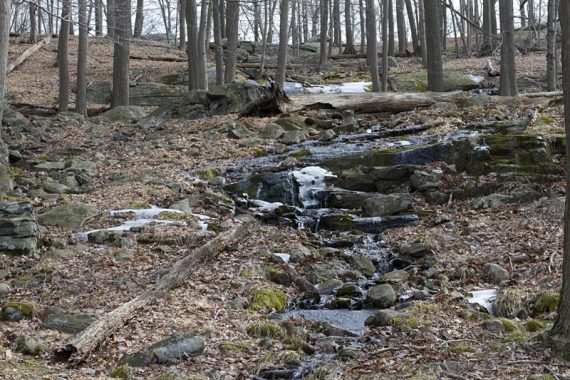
top-left (54, 221), bottom-right (249, 364)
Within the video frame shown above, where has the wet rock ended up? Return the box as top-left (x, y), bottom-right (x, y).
top-left (305, 260), bottom-right (350, 284)
top-left (43, 179), bottom-right (70, 194)
top-left (101, 106), bottom-right (147, 122)
top-left (318, 129), bottom-right (336, 141)
top-left (399, 240), bottom-right (434, 259)
top-left (365, 284), bottom-right (397, 308)
top-left (349, 255), bottom-right (376, 277)
top-left (410, 169), bottom-right (443, 191)
top-left (378, 269), bottom-right (410, 284)
top-left (289, 243), bottom-right (312, 263)
top-left (274, 115), bottom-right (307, 130)
top-left (260, 123), bottom-right (285, 139)
top-left (228, 122), bottom-right (255, 139)
top-left (361, 194), bottom-right (412, 216)
top-left (317, 278), bottom-right (343, 294)
top-left (281, 130), bottom-right (306, 145)
top-left (365, 309), bottom-right (404, 327)
top-left (335, 283), bottom-right (363, 297)
top-left (483, 319), bottom-right (506, 333)
top-left (14, 335), bottom-right (47, 355)
top-left (0, 201), bottom-right (39, 255)
top-left (322, 190), bottom-right (371, 210)
top-left (318, 321), bottom-right (359, 337)
top-left (35, 161), bottom-right (66, 170)
top-left (482, 263), bottom-right (509, 284)
top-left (37, 203), bottom-right (97, 228)
top-left (41, 306), bottom-right (97, 334)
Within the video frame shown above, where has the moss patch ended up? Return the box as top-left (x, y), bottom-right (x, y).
top-left (248, 289), bottom-right (288, 313)
top-left (1, 301), bottom-right (36, 318)
top-left (525, 319), bottom-right (545, 333)
top-left (246, 322), bottom-right (286, 339)
top-left (533, 292), bottom-right (560, 314)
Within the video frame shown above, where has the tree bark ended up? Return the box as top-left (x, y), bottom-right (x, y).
top-left (343, 0), bottom-right (356, 54)
top-left (179, 0), bottom-right (186, 48)
top-left (134, 0), bottom-right (144, 37)
top-left (405, 0), bottom-right (419, 54)
top-left (186, 0), bottom-right (199, 89)
top-left (333, 0), bottom-right (341, 53)
top-left (95, 0), bottom-right (103, 35)
top-left (366, 0), bottom-right (380, 91)
top-left (550, 0), bottom-right (570, 346)
top-left (54, 223), bottom-right (248, 363)
top-left (76, 0), bottom-right (88, 116)
top-left (111, 0), bottom-right (131, 107)
top-left (197, 0), bottom-right (209, 89)
top-left (219, 0), bottom-right (226, 38)
top-left (58, 0), bottom-right (70, 112)
top-left (396, 0), bottom-right (406, 53)
top-left (382, 0), bottom-right (388, 91)
top-left (224, 0), bottom-right (239, 82)
top-left (499, 0), bottom-right (517, 96)
top-left (107, 0), bottom-right (115, 37)
top-left (29, 2), bottom-right (37, 43)
top-left (547, 0), bottom-right (557, 91)
top-left (0, 0), bottom-right (10, 166)
top-left (276, 0), bottom-right (289, 88)
top-left (418, 0), bottom-right (427, 65)
top-left (482, 0), bottom-right (493, 55)
top-left (359, 0), bottom-right (366, 54)
top-left (388, 0), bottom-right (395, 56)
top-left (212, 0), bottom-right (224, 85)
top-left (424, 0), bottom-right (443, 91)
top-left (320, 0), bottom-right (329, 64)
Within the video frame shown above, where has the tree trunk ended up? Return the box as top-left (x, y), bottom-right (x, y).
top-left (197, 0), bottom-right (208, 89)
top-left (111, 0), bottom-right (130, 107)
top-left (95, 0), bottom-right (103, 35)
top-left (359, 0), bottom-right (366, 54)
top-left (388, 0), bottom-right (395, 56)
top-left (528, 0), bottom-right (535, 26)
top-left (547, 0), bottom-right (557, 91)
top-left (267, 0), bottom-right (275, 42)
top-left (343, 0), bottom-right (356, 54)
top-left (58, 0), bottom-right (70, 112)
top-left (29, 2), bottom-right (37, 43)
top-left (405, 0), bottom-right (419, 54)
top-left (179, 0), bottom-right (186, 49)
top-left (0, 0), bottom-right (10, 166)
top-left (333, 0), bottom-right (341, 52)
top-left (441, 0), bottom-right (447, 52)
top-left (320, 0), bottom-right (329, 64)
top-left (549, 0), bottom-right (570, 346)
top-left (212, 0), bottom-right (224, 85)
top-left (107, 0), bottom-right (115, 37)
top-left (418, 0), bottom-right (427, 65)
top-left (490, 0), bottom-right (497, 36)
top-left (134, 0), bottom-right (144, 37)
top-left (76, 0), bottom-right (88, 116)
top-left (302, 0), bottom-right (308, 42)
top-left (424, 0), bottom-right (443, 91)
top-left (291, 0), bottom-right (299, 53)
top-left (186, 0), bottom-right (199, 89)
top-left (382, 0), bottom-right (389, 91)
top-left (499, 0), bottom-right (517, 96)
top-left (396, 0), bottom-right (406, 53)
top-left (366, 0), bottom-right (380, 91)
top-left (482, 0), bottom-right (492, 55)
top-left (276, 0), bottom-right (289, 88)
top-left (520, 0), bottom-right (526, 27)
top-left (224, 0), bottom-right (239, 82)
top-left (54, 223), bottom-right (248, 363)
top-left (219, 0), bottom-right (226, 38)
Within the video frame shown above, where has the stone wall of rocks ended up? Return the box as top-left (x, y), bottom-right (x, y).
top-left (0, 202), bottom-right (39, 254)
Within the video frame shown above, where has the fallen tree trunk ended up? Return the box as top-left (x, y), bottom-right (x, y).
top-left (237, 63), bottom-right (309, 69)
top-left (54, 221), bottom-right (248, 364)
top-left (286, 91), bottom-right (556, 114)
top-left (7, 35), bottom-right (51, 74)
top-left (129, 54), bottom-right (187, 62)
top-left (268, 255), bottom-right (320, 301)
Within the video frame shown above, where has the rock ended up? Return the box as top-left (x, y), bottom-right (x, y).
top-left (41, 306), bottom-right (97, 333)
top-left (361, 194), bottom-right (412, 216)
top-left (266, 267), bottom-right (292, 286)
top-left (472, 194), bottom-right (513, 210)
top-left (3, 110), bottom-right (29, 127)
top-left (122, 332), bottom-right (204, 367)
top-left (453, 266), bottom-right (476, 280)
top-left (337, 347), bottom-right (360, 360)
top-left (493, 289), bottom-right (524, 318)
top-left (365, 309), bottom-right (404, 327)
top-left (274, 115), bottom-right (307, 130)
top-left (349, 255), bottom-right (376, 277)
top-left (121, 351), bottom-right (154, 368)
top-left (102, 106), bottom-right (147, 122)
top-left (318, 129), bottom-right (336, 141)
top-left (378, 269), bottom-right (410, 284)
top-left (35, 161), bottom-right (66, 170)
top-left (68, 160), bottom-right (97, 174)
top-left (280, 130), bottom-right (306, 145)
top-left (335, 283), bottom-right (363, 297)
top-left (365, 284), bottom-right (397, 308)
top-left (0, 282), bottom-right (11, 293)
top-left (43, 179), bottom-right (70, 194)
top-left (14, 335), bottom-right (47, 355)
top-left (483, 319), bottom-right (506, 333)
top-left (430, 102), bottom-right (458, 111)
top-left (0, 164), bottom-right (13, 193)
top-left (399, 240), bottom-right (434, 259)
top-left (289, 244), bottom-right (312, 263)
top-left (305, 260), bottom-right (350, 284)
top-left (227, 122), bottom-right (255, 139)
top-left (410, 169), bottom-right (443, 191)
top-left (1, 301), bottom-right (36, 321)
top-left (169, 198), bottom-right (193, 215)
top-left (37, 203), bottom-right (98, 228)
top-left (482, 263), bottom-right (510, 284)
top-left (260, 123), bottom-right (285, 139)
top-left (317, 279), bottom-right (343, 294)
top-left (0, 202), bottom-right (39, 255)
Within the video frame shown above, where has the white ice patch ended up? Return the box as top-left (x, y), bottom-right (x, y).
top-left (109, 205), bottom-right (185, 219)
top-left (292, 166), bottom-right (336, 208)
top-left (468, 289), bottom-right (497, 314)
top-left (273, 253), bottom-right (291, 263)
top-left (249, 199), bottom-right (285, 211)
top-left (305, 81), bottom-right (371, 94)
top-left (387, 140), bottom-right (412, 147)
top-left (465, 74), bottom-right (485, 83)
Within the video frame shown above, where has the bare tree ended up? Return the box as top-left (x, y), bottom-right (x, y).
top-left (179, 0), bottom-right (186, 48)
top-left (343, 0), bottom-right (356, 54)
top-left (396, 0), bottom-right (406, 53)
top-left (76, 0), bottom-right (88, 116)
top-left (366, 0), bottom-right (380, 91)
top-left (197, 0), bottom-right (209, 89)
top-left (499, 0), bottom-right (517, 96)
top-left (134, 0), bottom-right (144, 37)
top-left (276, 0), bottom-right (289, 88)
top-left (224, 0), bottom-right (239, 82)
top-left (112, 0), bottom-right (131, 107)
top-left (405, 0), bottom-right (419, 54)
top-left (0, 0), bottom-right (10, 166)
top-left (95, 0), bottom-right (103, 35)
top-left (320, 0), bottom-right (328, 64)
top-left (58, 0), bottom-right (70, 112)
top-left (212, 0), bottom-right (224, 84)
top-left (186, 0), bottom-right (199, 89)
top-left (424, 0), bottom-right (443, 91)
top-left (107, 0), bottom-right (115, 37)
top-left (547, 0), bottom-right (557, 91)
top-left (382, 0), bottom-right (388, 90)
top-left (418, 0), bottom-right (427, 65)
top-left (29, 1), bottom-right (37, 43)
top-left (359, 0), bottom-right (365, 54)
top-left (388, 0), bottom-right (394, 56)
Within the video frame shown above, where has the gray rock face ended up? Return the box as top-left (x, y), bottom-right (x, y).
top-left (365, 284), bottom-right (397, 308)
top-left (410, 169), bottom-right (443, 191)
top-left (361, 194), bottom-right (412, 216)
top-left (102, 106), bottom-right (147, 122)
top-left (37, 203), bottom-right (98, 228)
top-left (281, 130), bottom-right (306, 145)
top-left (260, 123), bottom-right (285, 139)
top-left (41, 306), bottom-right (97, 334)
top-left (0, 165), bottom-right (13, 194)
top-left (0, 202), bottom-right (39, 255)
top-left (482, 263), bottom-right (510, 284)
top-left (365, 309), bottom-right (404, 327)
top-left (227, 122), bottom-right (255, 139)
top-left (482, 319), bottom-right (506, 333)
top-left (349, 255), bottom-right (376, 277)
top-left (14, 335), bottom-right (47, 355)
top-left (121, 332), bottom-right (205, 367)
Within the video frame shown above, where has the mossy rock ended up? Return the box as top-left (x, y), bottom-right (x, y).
top-left (110, 365), bottom-right (132, 379)
top-left (525, 319), bottom-right (545, 333)
top-left (248, 289), bottom-right (288, 313)
top-left (274, 115), bottom-right (308, 130)
top-left (493, 288), bottom-right (524, 318)
top-left (219, 340), bottom-right (252, 354)
top-left (246, 321), bottom-right (286, 339)
top-left (1, 301), bottom-right (36, 321)
top-left (265, 267), bottom-right (292, 286)
top-left (193, 168), bottom-right (220, 181)
top-left (393, 70), bottom-right (482, 92)
top-left (533, 292), bottom-right (560, 314)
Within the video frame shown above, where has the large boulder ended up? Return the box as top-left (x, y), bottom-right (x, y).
top-left (101, 106), bottom-right (147, 122)
top-left (37, 203), bottom-right (97, 228)
top-left (365, 284), bottom-right (397, 307)
top-left (121, 332), bottom-right (204, 367)
top-left (0, 202), bottom-right (39, 255)
top-left (40, 306), bottom-right (97, 334)
top-left (361, 194), bottom-right (412, 216)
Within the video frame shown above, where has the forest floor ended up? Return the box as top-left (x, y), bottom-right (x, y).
top-left (0, 37), bottom-right (569, 380)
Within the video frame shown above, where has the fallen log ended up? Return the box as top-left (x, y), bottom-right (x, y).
top-left (268, 254), bottom-right (320, 302)
top-left (237, 63), bottom-right (309, 69)
top-left (54, 221), bottom-right (249, 364)
top-left (129, 54), bottom-right (187, 62)
top-left (7, 35), bottom-right (51, 74)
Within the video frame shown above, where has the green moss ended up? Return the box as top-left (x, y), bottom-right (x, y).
top-left (534, 114), bottom-right (556, 126)
top-left (248, 289), bottom-right (288, 313)
top-left (194, 168), bottom-right (220, 181)
top-left (156, 211), bottom-right (187, 220)
top-left (527, 375), bottom-right (556, 380)
top-left (238, 267), bottom-right (255, 279)
top-left (493, 289), bottom-right (523, 318)
top-left (252, 147), bottom-right (268, 157)
top-left (2, 302), bottom-right (36, 318)
top-left (305, 367), bottom-right (332, 380)
top-left (503, 331), bottom-right (526, 343)
top-left (499, 318), bottom-right (518, 333)
top-left (246, 322), bottom-right (285, 339)
top-left (525, 320), bottom-right (545, 333)
top-left (390, 316), bottom-right (420, 332)
top-left (219, 340), bottom-right (252, 354)
top-left (534, 292), bottom-right (560, 314)
top-left (448, 344), bottom-right (475, 354)
top-left (110, 365), bottom-right (132, 379)
top-left (130, 202), bottom-right (151, 209)
top-left (289, 149), bottom-right (312, 159)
